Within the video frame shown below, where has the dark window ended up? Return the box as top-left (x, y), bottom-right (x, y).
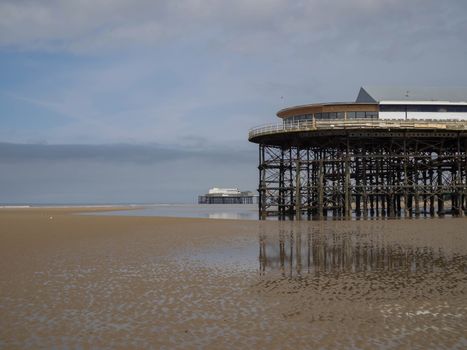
top-left (380, 105), bottom-right (401, 112)
top-left (347, 112), bottom-right (356, 119)
top-left (365, 112), bottom-right (378, 119)
top-left (380, 104), bottom-right (467, 112)
top-left (356, 112), bottom-right (366, 119)
top-left (316, 113), bottom-right (331, 120)
top-left (291, 114), bottom-right (313, 121)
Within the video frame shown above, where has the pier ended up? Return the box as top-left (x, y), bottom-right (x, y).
top-left (248, 87), bottom-right (467, 220)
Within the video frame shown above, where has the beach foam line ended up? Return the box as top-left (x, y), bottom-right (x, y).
top-left (0, 205), bottom-right (31, 208)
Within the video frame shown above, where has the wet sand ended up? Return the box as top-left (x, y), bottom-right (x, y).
top-left (0, 208), bottom-right (466, 349)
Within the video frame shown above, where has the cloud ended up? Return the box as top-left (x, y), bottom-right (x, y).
top-left (1, 0), bottom-right (467, 147)
top-left (0, 1), bottom-right (166, 51)
top-left (0, 142), bottom-right (256, 164)
top-left (1, 0), bottom-right (466, 57)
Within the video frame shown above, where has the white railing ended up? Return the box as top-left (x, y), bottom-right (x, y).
top-left (248, 119), bottom-right (467, 140)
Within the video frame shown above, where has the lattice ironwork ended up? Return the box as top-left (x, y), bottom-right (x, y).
top-left (255, 131), bottom-right (467, 220)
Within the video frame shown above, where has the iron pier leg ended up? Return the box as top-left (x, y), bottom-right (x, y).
top-left (295, 158), bottom-right (301, 220)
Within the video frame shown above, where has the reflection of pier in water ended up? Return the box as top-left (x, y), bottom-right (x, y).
top-left (259, 225), bottom-right (454, 277)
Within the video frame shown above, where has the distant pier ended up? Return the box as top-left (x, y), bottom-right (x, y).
top-left (198, 187), bottom-right (257, 204)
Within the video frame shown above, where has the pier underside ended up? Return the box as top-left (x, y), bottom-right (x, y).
top-left (255, 130), bottom-right (467, 220)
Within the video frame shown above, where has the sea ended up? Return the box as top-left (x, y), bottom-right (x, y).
top-left (93, 203), bottom-right (259, 220)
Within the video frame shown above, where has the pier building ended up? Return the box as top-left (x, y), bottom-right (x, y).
top-left (248, 86), bottom-right (467, 220)
top-left (198, 187), bottom-right (257, 204)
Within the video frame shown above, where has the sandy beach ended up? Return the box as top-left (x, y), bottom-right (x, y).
top-left (1, 208), bottom-right (466, 349)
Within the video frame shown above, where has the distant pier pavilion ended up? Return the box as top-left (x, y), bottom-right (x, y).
top-left (198, 187), bottom-right (257, 204)
top-left (248, 86), bottom-right (467, 220)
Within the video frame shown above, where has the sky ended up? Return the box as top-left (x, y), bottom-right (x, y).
top-left (1, 0), bottom-right (467, 204)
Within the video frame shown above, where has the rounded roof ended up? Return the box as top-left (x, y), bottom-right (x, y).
top-left (276, 102), bottom-right (378, 119)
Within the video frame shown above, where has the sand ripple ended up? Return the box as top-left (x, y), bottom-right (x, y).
top-left (0, 211), bottom-right (466, 349)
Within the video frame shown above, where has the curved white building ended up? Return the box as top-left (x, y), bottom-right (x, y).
top-left (357, 86), bottom-right (467, 121)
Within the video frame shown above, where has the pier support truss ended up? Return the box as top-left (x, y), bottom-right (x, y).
top-left (258, 134), bottom-right (467, 219)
